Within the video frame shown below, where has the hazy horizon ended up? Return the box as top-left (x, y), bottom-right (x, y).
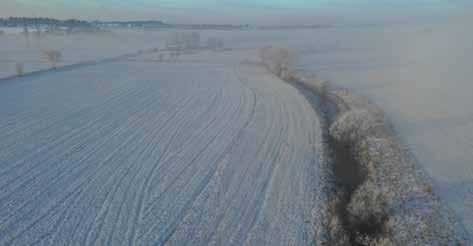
top-left (1, 0), bottom-right (472, 25)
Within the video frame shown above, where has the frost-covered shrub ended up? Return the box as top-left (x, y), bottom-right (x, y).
top-left (329, 109), bottom-right (388, 145)
top-left (42, 49), bottom-right (62, 68)
top-left (356, 234), bottom-right (395, 246)
top-left (327, 193), bottom-right (350, 246)
top-left (347, 181), bottom-right (390, 232)
top-left (314, 79), bottom-right (330, 98)
top-left (329, 215), bottom-right (350, 246)
top-left (15, 63), bottom-right (24, 76)
top-left (258, 47), bottom-right (294, 80)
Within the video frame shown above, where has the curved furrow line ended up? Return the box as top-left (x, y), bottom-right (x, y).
top-left (137, 79), bottom-right (243, 210)
top-left (139, 86), bottom-right (232, 206)
top-left (1, 180), bottom-right (85, 245)
top-left (0, 79), bottom-right (144, 157)
top-left (47, 130), bottom-right (152, 246)
top-left (0, 78), bottom-right (134, 133)
top-left (0, 89), bottom-right (157, 207)
top-left (81, 93), bottom-right (208, 246)
top-left (140, 103), bottom-right (236, 222)
top-left (207, 94), bottom-right (278, 242)
top-left (240, 125), bottom-right (287, 244)
top-left (222, 100), bottom-right (282, 244)
top-left (241, 98), bottom-right (290, 244)
top-left (27, 177), bottom-right (94, 246)
top-left (137, 89), bottom-right (249, 242)
top-left (49, 112), bottom-right (171, 244)
top-left (0, 81), bottom-right (146, 159)
top-left (4, 89), bottom-right (193, 245)
top-left (0, 91), bottom-right (151, 197)
top-left (141, 88), bottom-right (224, 197)
top-left (127, 93), bottom-right (212, 246)
top-left (140, 89), bottom-right (226, 217)
top-left (0, 89), bottom-right (175, 234)
top-left (0, 114), bottom-right (150, 244)
top-left (103, 94), bottom-right (204, 246)
top-left (0, 86), bottom-right (147, 179)
top-left (170, 90), bottom-right (272, 245)
top-left (0, 82), bottom-right (142, 150)
top-left (66, 93), bottom-right (197, 244)
top-left (155, 87), bottom-right (258, 244)
top-left (138, 106), bottom-right (243, 241)
top-left (214, 62), bottom-right (287, 243)
top-left (46, 93), bottom-right (182, 245)
top-left (175, 66), bottom-right (266, 244)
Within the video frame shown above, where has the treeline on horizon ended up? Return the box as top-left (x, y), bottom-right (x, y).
top-left (0, 17), bottom-right (92, 27)
top-left (0, 17), bottom-right (249, 30)
top-left (1, 16), bottom-right (332, 31)
top-left (0, 17), bottom-right (168, 28)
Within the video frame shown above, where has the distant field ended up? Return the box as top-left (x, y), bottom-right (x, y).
top-left (0, 29), bottom-right (169, 78)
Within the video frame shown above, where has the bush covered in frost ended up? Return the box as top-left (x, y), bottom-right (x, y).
top-left (42, 49), bottom-right (62, 68)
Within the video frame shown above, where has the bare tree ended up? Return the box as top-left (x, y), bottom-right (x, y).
top-left (206, 37), bottom-right (224, 51)
top-left (15, 63), bottom-right (24, 76)
top-left (22, 18), bottom-right (29, 42)
top-left (42, 49), bottom-right (62, 69)
top-left (35, 26), bottom-right (41, 38)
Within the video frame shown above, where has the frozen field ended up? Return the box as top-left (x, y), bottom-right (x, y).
top-left (209, 22), bottom-right (473, 236)
top-left (0, 29), bottom-right (168, 78)
top-left (197, 20), bottom-right (473, 236)
top-left (0, 50), bottom-right (327, 245)
top-left (1, 19), bottom-right (471, 242)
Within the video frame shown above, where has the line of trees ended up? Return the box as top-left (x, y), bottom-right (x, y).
top-left (0, 17), bottom-right (92, 28)
top-left (165, 32), bottom-right (201, 50)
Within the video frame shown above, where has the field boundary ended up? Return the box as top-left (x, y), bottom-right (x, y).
top-left (0, 48), bottom-right (160, 83)
top-left (258, 47), bottom-right (470, 245)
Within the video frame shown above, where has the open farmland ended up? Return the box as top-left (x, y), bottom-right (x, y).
top-left (0, 50), bottom-right (328, 245)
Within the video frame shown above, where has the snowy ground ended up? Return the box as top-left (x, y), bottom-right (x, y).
top-left (211, 22), bottom-right (473, 236)
top-left (0, 50), bottom-right (327, 245)
top-left (1, 19), bottom-right (471, 241)
top-left (0, 29), bottom-right (167, 78)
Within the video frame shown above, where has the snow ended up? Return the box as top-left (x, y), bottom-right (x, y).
top-left (0, 50), bottom-right (328, 244)
top-left (1, 19), bottom-right (471, 241)
top-left (293, 23), bottom-right (473, 235)
top-left (0, 29), bottom-right (168, 78)
top-left (204, 20), bottom-right (473, 237)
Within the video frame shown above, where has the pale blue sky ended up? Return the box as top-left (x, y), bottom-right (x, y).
top-left (0, 0), bottom-right (470, 24)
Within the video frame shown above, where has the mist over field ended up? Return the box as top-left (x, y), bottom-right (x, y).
top-left (1, 1), bottom-right (472, 244)
top-left (295, 19), bottom-right (473, 232)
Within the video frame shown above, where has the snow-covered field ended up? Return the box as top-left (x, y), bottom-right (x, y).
top-left (0, 29), bottom-right (168, 78)
top-left (0, 50), bottom-right (327, 245)
top-left (206, 21), bottom-right (473, 236)
top-left (1, 18), bottom-right (472, 242)
top-left (195, 20), bottom-right (473, 237)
